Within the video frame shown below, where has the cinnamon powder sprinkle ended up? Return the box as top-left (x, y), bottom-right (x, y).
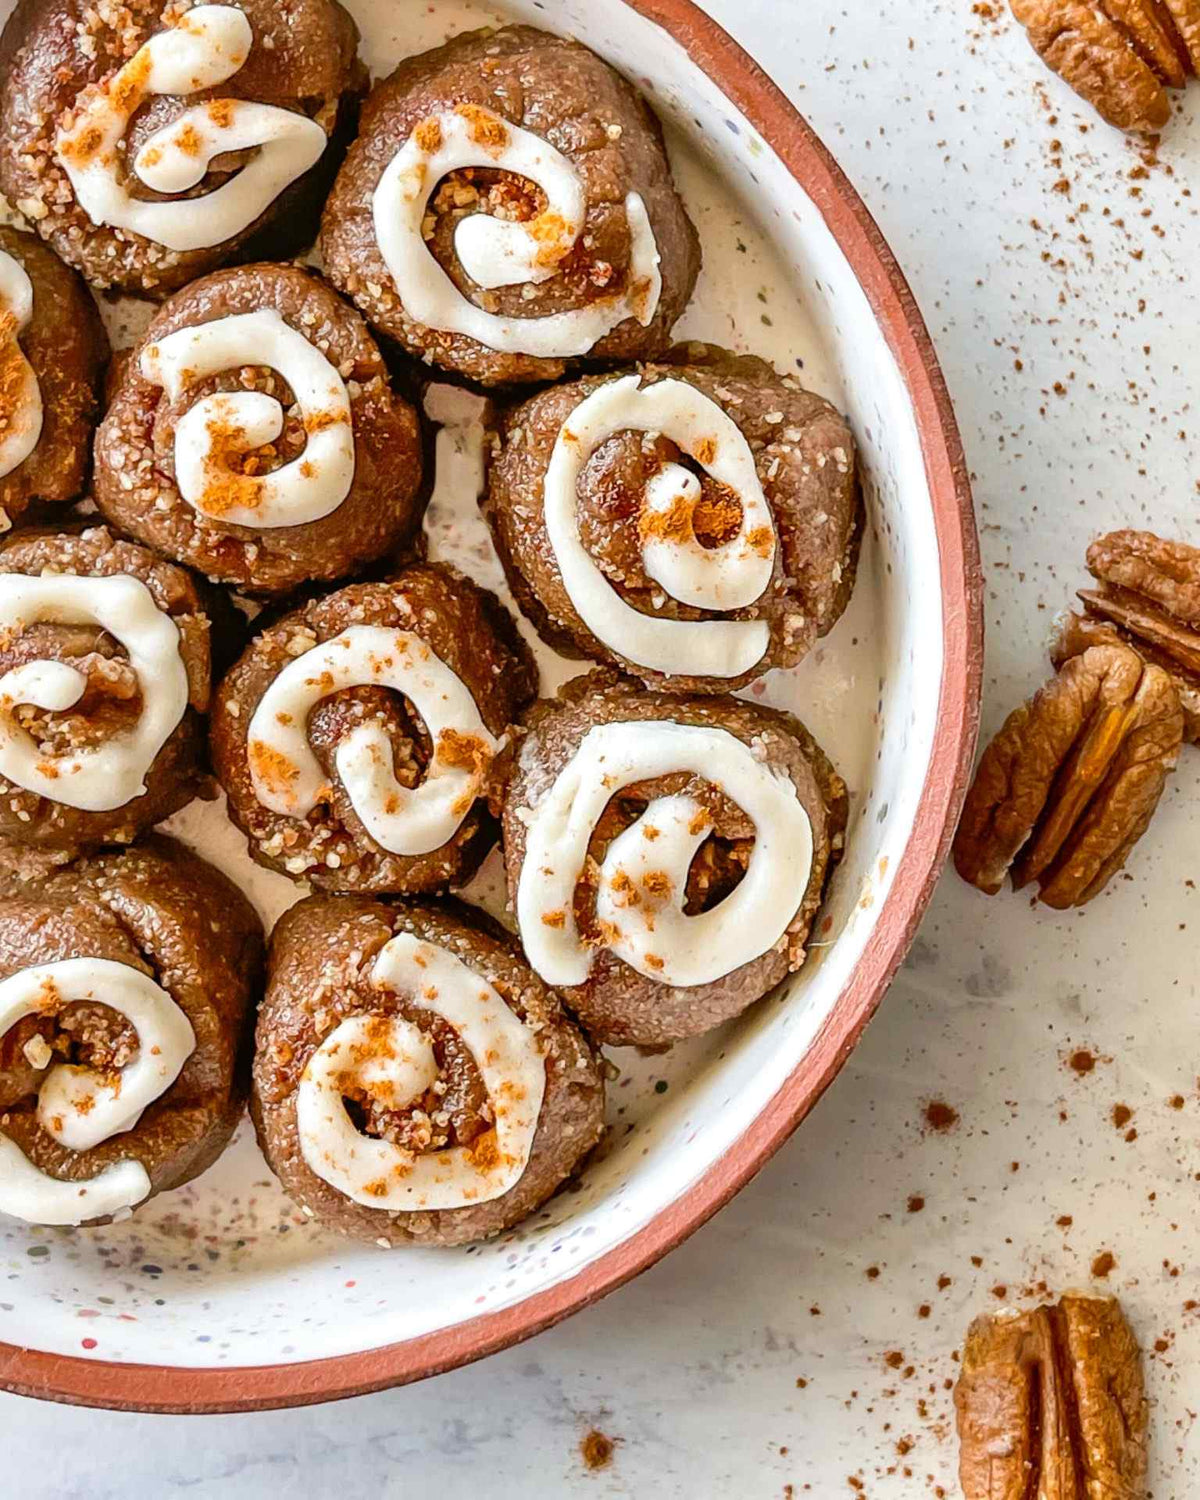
top-left (691, 492), bottom-right (743, 548)
top-left (922, 1099), bottom-right (959, 1133)
top-left (248, 740), bottom-right (300, 795)
top-left (638, 492), bottom-right (694, 546)
top-left (414, 117), bottom-right (443, 153)
top-left (436, 728), bottom-right (491, 775)
top-left (173, 122), bottom-right (202, 157)
top-left (454, 102), bottom-right (509, 152)
top-left (580, 1430), bottom-right (615, 1471)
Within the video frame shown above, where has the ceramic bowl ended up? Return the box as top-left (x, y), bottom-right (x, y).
top-left (0, 0), bottom-right (981, 1410)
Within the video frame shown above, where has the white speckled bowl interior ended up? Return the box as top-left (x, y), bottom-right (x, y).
top-left (0, 0), bottom-right (971, 1405)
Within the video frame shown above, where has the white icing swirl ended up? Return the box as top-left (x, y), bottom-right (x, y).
top-left (295, 933), bottom-right (544, 1212)
top-left (517, 720), bottom-right (813, 988)
top-left (372, 105), bottom-right (661, 358)
top-left (543, 375), bottom-right (776, 679)
top-left (140, 310), bottom-right (355, 528)
top-left (246, 624), bottom-right (498, 856)
top-left (54, 5), bottom-right (326, 254)
top-left (0, 957), bottom-right (196, 1225)
top-left (0, 574), bottom-right (190, 812)
top-left (0, 250), bottom-right (43, 481)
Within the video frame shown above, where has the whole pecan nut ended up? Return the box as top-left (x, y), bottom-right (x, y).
top-left (1053, 530), bottom-right (1200, 742)
top-left (953, 642), bottom-right (1183, 907)
top-left (955, 1294), bottom-right (1148, 1500)
top-left (1009, 0), bottom-right (1190, 132)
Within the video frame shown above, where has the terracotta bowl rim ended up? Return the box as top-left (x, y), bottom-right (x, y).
top-left (0, 0), bottom-right (983, 1413)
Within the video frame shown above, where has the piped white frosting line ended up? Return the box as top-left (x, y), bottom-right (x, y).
top-left (0, 957), bottom-right (196, 1226)
top-left (517, 720), bottom-right (813, 988)
top-left (295, 933), bottom-right (545, 1212)
top-left (0, 574), bottom-right (189, 812)
top-left (246, 624), bottom-right (498, 856)
top-left (54, 5), bottom-right (326, 254)
top-left (543, 375), bottom-right (775, 679)
top-left (141, 310), bottom-right (356, 529)
top-left (372, 105), bottom-right (661, 358)
top-left (0, 251), bottom-right (43, 480)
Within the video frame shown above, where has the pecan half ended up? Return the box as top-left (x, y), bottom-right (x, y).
top-left (955, 1294), bottom-right (1148, 1500)
top-left (1009, 0), bottom-right (1190, 132)
top-left (954, 642), bottom-right (1183, 907)
top-left (1089, 529), bottom-right (1200, 623)
top-left (1053, 530), bottom-right (1200, 743)
top-left (1163, 0), bottom-right (1200, 69)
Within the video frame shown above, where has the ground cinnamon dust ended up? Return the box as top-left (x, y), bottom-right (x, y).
top-left (579, 1429), bottom-right (615, 1470)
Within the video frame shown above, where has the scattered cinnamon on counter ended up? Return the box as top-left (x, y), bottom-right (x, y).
top-left (580, 1429), bottom-right (616, 1472)
top-left (922, 1100), bottom-right (959, 1133)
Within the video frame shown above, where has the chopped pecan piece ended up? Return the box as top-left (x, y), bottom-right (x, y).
top-left (1009, 0), bottom-right (1190, 132)
top-left (1053, 530), bottom-right (1200, 743)
top-left (955, 1293), bottom-right (1148, 1500)
top-left (954, 643), bottom-right (1183, 907)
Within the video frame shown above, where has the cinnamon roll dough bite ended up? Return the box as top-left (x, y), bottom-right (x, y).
top-left (252, 895), bottom-right (605, 1246)
top-left (211, 563), bottom-right (536, 893)
top-left (502, 673), bottom-right (848, 1047)
top-left (0, 837), bottom-right (263, 1226)
top-left (0, 227), bottom-right (108, 531)
top-left (0, 526), bottom-right (229, 873)
top-left (484, 344), bottom-right (860, 693)
top-left (0, 0), bottom-right (364, 297)
top-left (94, 263), bottom-right (424, 595)
top-left (320, 24), bottom-right (700, 387)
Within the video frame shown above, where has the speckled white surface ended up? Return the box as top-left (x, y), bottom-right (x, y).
top-left (6, 0), bottom-right (1200, 1492)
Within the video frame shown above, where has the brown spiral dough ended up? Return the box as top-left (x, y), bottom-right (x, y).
top-left (0, 526), bottom-right (234, 874)
top-left (484, 344), bottom-right (861, 693)
top-left (0, 0), bottom-right (365, 296)
top-left (94, 264), bottom-right (425, 595)
top-left (0, 226), bottom-right (108, 530)
top-left (501, 672), bottom-right (848, 1046)
top-left (0, 836), bottom-right (264, 1222)
top-left (320, 24), bottom-right (701, 386)
top-left (211, 564), bottom-right (537, 894)
top-left (251, 894), bottom-right (605, 1246)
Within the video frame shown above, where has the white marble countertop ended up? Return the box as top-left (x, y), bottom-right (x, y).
top-left (9, 1), bottom-right (1200, 1493)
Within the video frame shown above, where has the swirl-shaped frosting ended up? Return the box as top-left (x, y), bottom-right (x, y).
top-left (518, 719), bottom-right (813, 988)
top-left (544, 375), bottom-right (776, 679)
top-left (140, 310), bottom-right (355, 528)
top-left (246, 625), bottom-right (499, 857)
top-left (54, 5), bottom-right (326, 253)
top-left (295, 932), bottom-right (544, 1211)
top-left (0, 251), bottom-right (42, 482)
top-left (372, 104), bottom-right (662, 358)
top-left (0, 957), bottom-right (196, 1224)
top-left (0, 574), bottom-right (190, 812)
